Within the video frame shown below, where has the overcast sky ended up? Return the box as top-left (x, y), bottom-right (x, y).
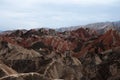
top-left (0, 0), bottom-right (120, 30)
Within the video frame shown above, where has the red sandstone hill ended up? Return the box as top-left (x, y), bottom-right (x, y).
top-left (0, 27), bottom-right (120, 80)
top-left (0, 28), bottom-right (91, 52)
top-left (1, 28), bottom-right (120, 55)
top-left (72, 29), bottom-right (120, 58)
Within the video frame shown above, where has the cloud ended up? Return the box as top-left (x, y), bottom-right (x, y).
top-left (0, 0), bottom-right (120, 30)
top-left (2, 0), bottom-right (118, 7)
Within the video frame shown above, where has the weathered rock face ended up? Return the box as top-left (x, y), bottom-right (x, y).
top-left (0, 73), bottom-right (50, 80)
top-left (0, 27), bottom-right (120, 80)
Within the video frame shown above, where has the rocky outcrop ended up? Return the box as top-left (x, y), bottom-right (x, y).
top-left (0, 27), bottom-right (120, 80)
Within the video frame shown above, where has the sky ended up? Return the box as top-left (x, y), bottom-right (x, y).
top-left (0, 0), bottom-right (120, 30)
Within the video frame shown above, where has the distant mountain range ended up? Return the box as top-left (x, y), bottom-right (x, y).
top-left (57, 21), bottom-right (120, 33)
top-left (0, 21), bottom-right (120, 35)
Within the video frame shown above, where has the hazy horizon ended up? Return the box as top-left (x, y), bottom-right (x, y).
top-left (0, 0), bottom-right (120, 30)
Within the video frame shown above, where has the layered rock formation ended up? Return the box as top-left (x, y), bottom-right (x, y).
top-left (0, 27), bottom-right (120, 80)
